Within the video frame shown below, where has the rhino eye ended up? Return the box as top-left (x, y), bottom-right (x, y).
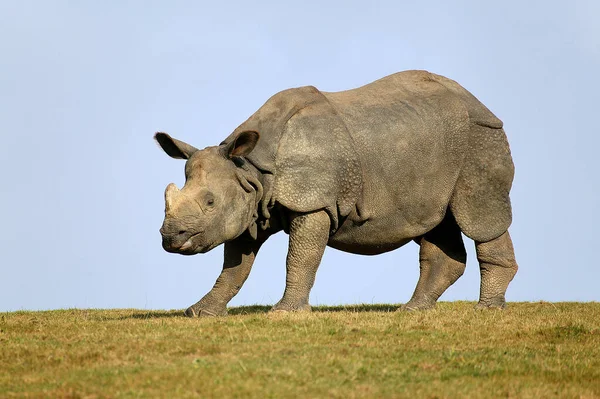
top-left (205, 193), bottom-right (215, 207)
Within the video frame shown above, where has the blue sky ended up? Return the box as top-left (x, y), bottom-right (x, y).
top-left (1, 1), bottom-right (598, 311)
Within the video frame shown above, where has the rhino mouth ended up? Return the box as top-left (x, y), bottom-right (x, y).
top-left (179, 233), bottom-right (200, 251)
top-left (177, 233), bottom-right (218, 255)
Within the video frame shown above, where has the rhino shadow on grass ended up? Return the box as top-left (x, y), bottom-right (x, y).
top-left (229, 304), bottom-right (399, 315)
top-left (118, 305), bottom-right (399, 319)
top-left (118, 311), bottom-right (188, 320)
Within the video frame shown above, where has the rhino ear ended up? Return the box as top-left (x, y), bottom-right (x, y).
top-left (225, 131), bottom-right (259, 159)
top-left (154, 132), bottom-right (198, 160)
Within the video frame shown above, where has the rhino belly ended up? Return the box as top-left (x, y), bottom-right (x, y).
top-left (328, 219), bottom-right (418, 255)
top-left (328, 176), bottom-right (452, 256)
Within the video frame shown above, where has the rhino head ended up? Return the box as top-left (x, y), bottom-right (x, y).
top-left (155, 131), bottom-right (261, 255)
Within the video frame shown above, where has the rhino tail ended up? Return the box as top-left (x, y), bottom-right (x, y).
top-left (450, 124), bottom-right (515, 242)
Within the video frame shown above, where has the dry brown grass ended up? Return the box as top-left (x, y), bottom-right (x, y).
top-left (1, 302), bottom-right (599, 398)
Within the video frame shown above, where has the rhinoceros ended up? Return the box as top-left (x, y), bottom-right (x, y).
top-left (155, 70), bottom-right (518, 316)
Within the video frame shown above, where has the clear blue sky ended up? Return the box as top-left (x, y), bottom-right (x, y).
top-left (1, 1), bottom-right (598, 311)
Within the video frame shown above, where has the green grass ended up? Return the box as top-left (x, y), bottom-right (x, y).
top-left (1, 302), bottom-right (599, 398)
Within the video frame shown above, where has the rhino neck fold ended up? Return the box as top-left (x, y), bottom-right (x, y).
top-left (234, 159), bottom-right (275, 237)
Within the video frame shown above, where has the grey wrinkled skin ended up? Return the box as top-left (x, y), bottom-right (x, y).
top-left (155, 70), bottom-right (518, 317)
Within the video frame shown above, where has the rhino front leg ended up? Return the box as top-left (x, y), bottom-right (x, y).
top-left (476, 231), bottom-right (518, 309)
top-left (185, 237), bottom-right (263, 317)
top-left (271, 210), bottom-right (330, 312)
top-left (403, 214), bottom-right (467, 311)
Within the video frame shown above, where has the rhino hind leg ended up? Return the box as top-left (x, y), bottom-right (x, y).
top-left (402, 212), bottom-right (467, 311)
top-left (449, 124), bottom-right (518, 308)
top-left (475, 231), bottom-right (518, 308)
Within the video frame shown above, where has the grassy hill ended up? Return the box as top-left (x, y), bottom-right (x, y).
top-left (1, 302), bottom-right (599, 398)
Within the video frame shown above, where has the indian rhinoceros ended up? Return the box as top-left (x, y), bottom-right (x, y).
top-left (155, 70), bottom-right (518, 316)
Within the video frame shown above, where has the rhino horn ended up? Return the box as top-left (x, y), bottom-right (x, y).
top-left (165, 183), bottom-right (181, 213)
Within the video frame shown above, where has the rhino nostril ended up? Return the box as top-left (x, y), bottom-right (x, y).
top-left (178, 230), bottom-right (187, 235)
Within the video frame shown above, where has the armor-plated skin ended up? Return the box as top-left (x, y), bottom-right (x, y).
top-left (155, 70), bottom-right (518, 316)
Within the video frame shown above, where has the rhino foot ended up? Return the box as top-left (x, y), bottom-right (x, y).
top-left (270, 302), bottom-right (312, 313)
top-left (399, 301), bottom-right (437, 312)
top-left (475, 296), bottom-right (507, 310)
top-left (184, 305), bottom-right (228, 317)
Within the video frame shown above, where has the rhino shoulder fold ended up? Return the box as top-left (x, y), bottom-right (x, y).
top-left (224, 85), bottom-right (364, 233)
top-left (273, 93), bottom-right (364, 232)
